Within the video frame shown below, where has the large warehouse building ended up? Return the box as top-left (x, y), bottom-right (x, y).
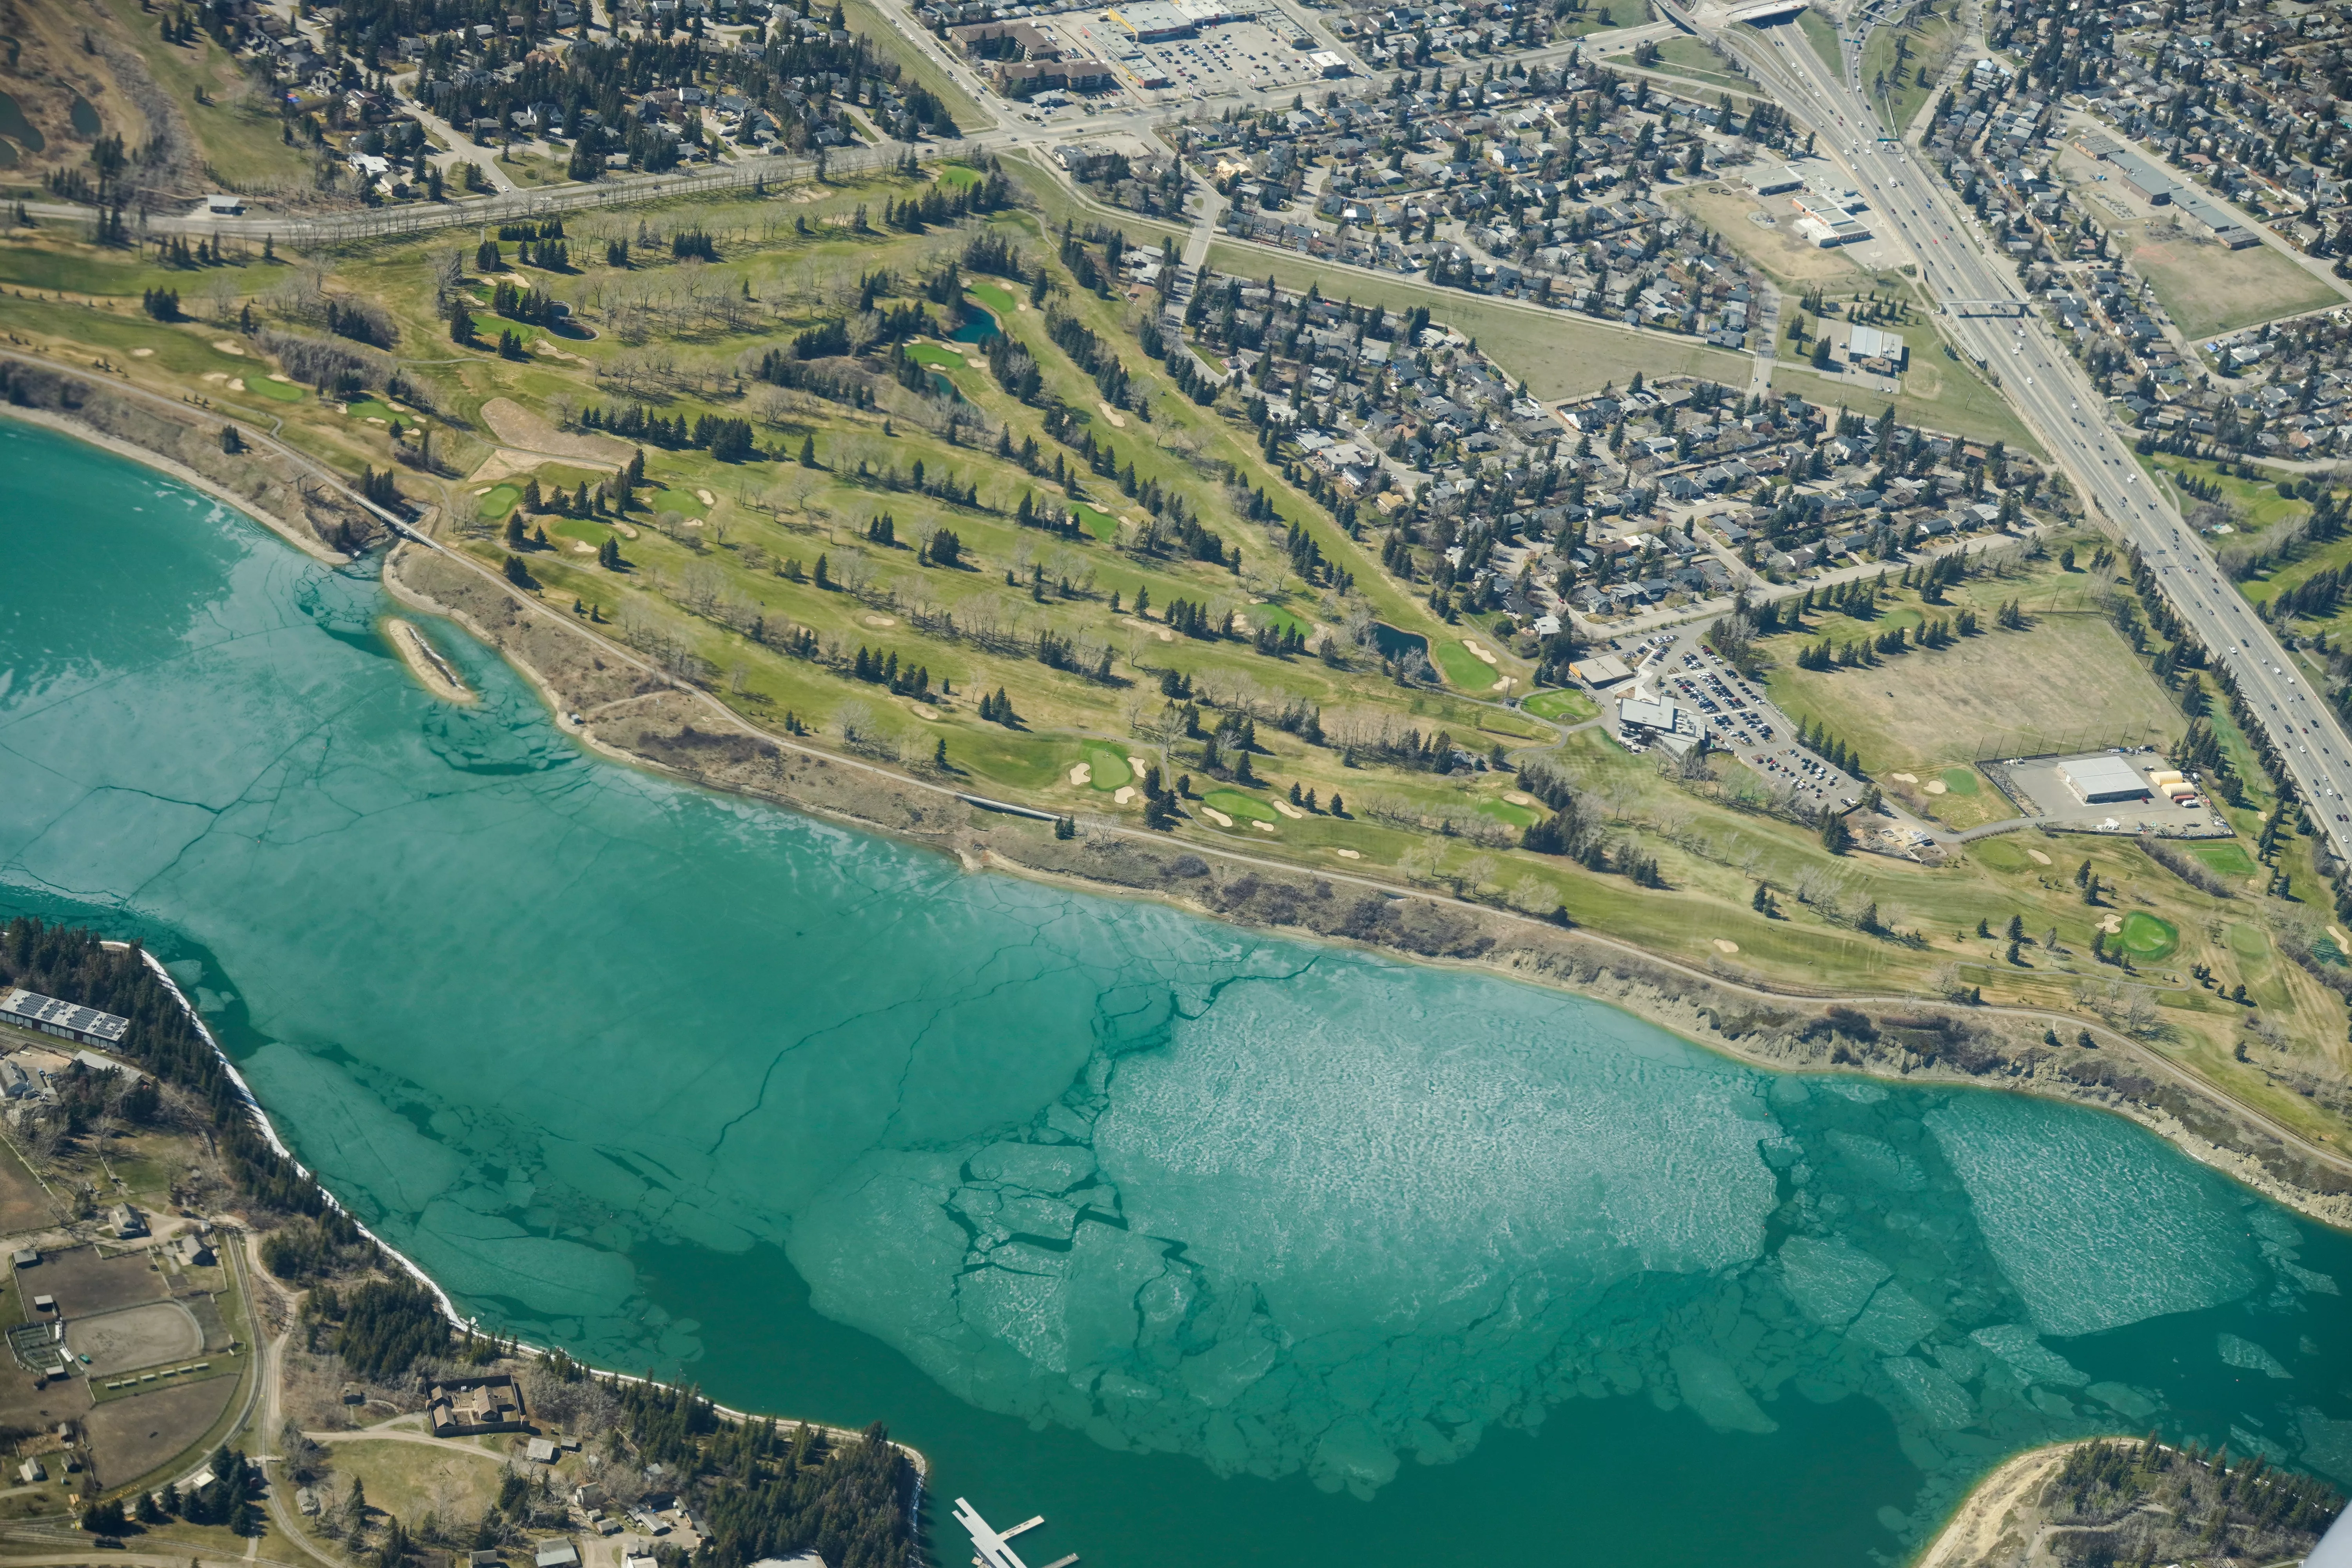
top-left (2058, 755), bottom-right (2152, 804)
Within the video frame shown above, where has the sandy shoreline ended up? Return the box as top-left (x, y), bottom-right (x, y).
top-left (384, 615), bottom-right (477, 703)
top-left (0, 404), bottom-right (350, 566)
top-left (1911, 1443), bottom-right (2071, 1568)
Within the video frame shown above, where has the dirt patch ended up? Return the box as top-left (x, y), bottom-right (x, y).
top-left (32, 1246), bottom-right (167, 1319)
top-left (1913, 1443), bottom-right (2069, 1568)
top-left (477, 397), bottom-right (632, 468)
top-left (0, 1147), bottom-right (57, 1236)
top-left (82, 1374), bottom-right (237, 1490)
top-left (68, 1301), bottom-right (201, 1378)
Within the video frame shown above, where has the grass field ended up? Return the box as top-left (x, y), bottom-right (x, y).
top-left (1201, 242), bottom-right (1750, 401)
top-left (2127, 228), bottom-right (2342, 340)
top-left (1764, 555), bottom-right (2187, 779)
top-left (93, 0), bottom-right (313, 190)
top-left (1772, 349), bottom-right (2038, 454)
top-left (1642, 36), bottom-right (1751, 93)
top-left (1861, 11), bottom-right (1958, 137)
top-left (1667, 184), bottom-right (1878, 295)
top-left (1201, 787), bottom-right (1277, 822)
top-left (1798, 9), bottom-right (1845, 76)
top-left (326, 1437), bottom-right (506, 1526)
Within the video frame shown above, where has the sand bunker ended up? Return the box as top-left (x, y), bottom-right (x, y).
top-left (1069, 763), bottom-right (1093, 786)
top-left (2027, 849), bottom-right (2052, 866)
top-left (1098, 402), bottom-right (1127, 428)
top-left (1252, 820), bottom-right (1276, 833)
top-left (697, 488), bottom-right (717, 506)
top-left (1890, 772), bottom-right (1918, 784)
top-left (1713, 939), bottom-right (1740, 954)
top-left (1202, 808), bottom-right (1234, 827)
top-left (1113, 787), bottom-right (1136, 805)
top-left (1503, 791), bottom-right (1536, 807)
top-left (1924, 780), bottom-right (1948, 794)
top-left (864, 614), bottom-right (897, 627)
top-left (1272, 799), bottom-right (1305, 819)
top-left (1462, 640), bottom-right (1498, 666)
top-left (1332, 847), bottom-right (1361, 859)
top-left (211, 339), bottom-right (244, 356)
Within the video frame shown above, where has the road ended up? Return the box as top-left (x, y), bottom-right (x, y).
top-left (1692, 2), bottom-right (2352, 866)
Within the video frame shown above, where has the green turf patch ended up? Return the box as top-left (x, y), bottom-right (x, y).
top-left (476, 484), bottom-right (522, 520)
top-left (936, 164), bottom-right (982, 189)
top-left (1071, 502), bottom-right (1117, 541)
top-left (1078, 743), bottom-right (1131, 790)
top-left (903, 343), bottom-right (967, 368)
top-left (1521, 688), bottom-right (1600, 722)
top-left (342, 397), bottom-right (401, 422)
top-left (2227, 922), bottom-right (2269, 960)
top-left (2117, 911), bottom-right (2178, 962)
top-left (1201, 788), bottom-right (1277, 822)
top-left (238, 374), bottom-right (303, 403)
top-left (968, 281), bottom-right (1018, 316)
top-left (1250, 602), bottom-right (1311, 637)
top-left (2192, 842), bottom-right (2257, 878)
top-left (1434, 640), bottom-right (1499, 691)
top-left (1938, 766), bottom-right (1982, 795)
top-left (1969, 837), bottom-right (2030, 873)
top-left (1477, 799), bottom-right (1536, 828)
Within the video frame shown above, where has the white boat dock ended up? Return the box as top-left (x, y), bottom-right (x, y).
top-left (953, 1497), bottom-right (1075, 1568)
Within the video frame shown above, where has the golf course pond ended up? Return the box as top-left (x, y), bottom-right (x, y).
top-left (5, 417), bottom-right (2352, 1568)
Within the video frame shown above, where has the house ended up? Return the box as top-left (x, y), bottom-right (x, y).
top-left (526, 1438), bottom-right (559, 1464)
top-left (204, 193), bottom-right (245, 216)
top-left (433, 1376), bottom-right (526, 1437)
top-left (535, 1543), bottom-right (580, 1568)
top-left (108, 1204), bottom-right (146, 1240)
top-left (171, 1233), bottom-right (216, 1267)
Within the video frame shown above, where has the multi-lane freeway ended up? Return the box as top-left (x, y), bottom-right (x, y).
top-left (1699, 4), bottom-right (2352, 863)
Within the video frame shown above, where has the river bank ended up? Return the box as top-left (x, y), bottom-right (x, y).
top-left (11, 377), bottom-right (2352, 1233)
top-left (0, 361), bottom-right (385, 564)
top-left (382, 539), bottom-right (2352, 1233)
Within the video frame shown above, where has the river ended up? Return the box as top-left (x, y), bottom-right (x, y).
top-left (3, 417), bottom-right (2350, 1565)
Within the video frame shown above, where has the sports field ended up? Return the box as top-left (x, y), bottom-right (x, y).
top-left (2127, 230), bottom-right (2341, 340)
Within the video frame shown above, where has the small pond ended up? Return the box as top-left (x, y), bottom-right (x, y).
top-left (949, 304), bottom-right (1000, 345)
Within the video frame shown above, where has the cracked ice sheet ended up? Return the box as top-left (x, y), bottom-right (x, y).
top-left (792, 957), bottom-right (1783, 1496)
top-left (1923, 1095), bottom-right (2261, 1338)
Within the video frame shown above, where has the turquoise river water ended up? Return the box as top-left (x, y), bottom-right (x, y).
top-left (3, 417), bottom-right (2352, 1565)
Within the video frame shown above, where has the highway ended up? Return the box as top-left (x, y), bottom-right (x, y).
top-left (1697, 4), bottom-right (2352, 864)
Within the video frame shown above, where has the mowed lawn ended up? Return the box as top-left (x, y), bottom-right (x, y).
top-left (327, 1439), bottom-right (505, 1523)
top-left (2128, 230), bottom-right (2343, 340)
top-left (1765, 613), bottom-right (2186, 778)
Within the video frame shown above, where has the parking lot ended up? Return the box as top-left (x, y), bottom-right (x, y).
top-left (1996, 751), bottom-right (2232, 835)
top-left (1034, 12), bottom-right (1329, 101)
top-left (1601, 627), bottom-right (1869, 813)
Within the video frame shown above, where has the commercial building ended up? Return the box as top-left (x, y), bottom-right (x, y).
top-left (1752, 165), bottom-right (1808, 195)
top-left (1847, 324), bottom-right (1907, 366)
top-left (0, 988), bottom-right (129, 1049)
top-left (2057, 754), bottom-right (2152, 804)
top-left (1108, 2), bottom-right (1195, 41)
top-left (2106, 148), bottom-right (2175, 204)
top-left (949, 20), bottom-right (1058, 59)
top-left (1569, 655), bottom-right (1635, 688)
top-left (993, 58), bottom-right (1115, 91)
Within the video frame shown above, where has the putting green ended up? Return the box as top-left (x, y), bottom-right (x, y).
top-left (238, 375), bottom-right (303, 403)
top-left (1079, 744), bottom-right (1131, 790)
top-left (1070, 503), bottom-right (1118, 541)
top-left (1969, 837), bottom-right (2030, 873)
top-left (903, 343), bottom-right (966, 368)
top-left (1938, 767), bottom-right (1982, 795)
top-left (1434, 641), bottom-right (1499, 691)
top-left (2117, 911), bottom-right (2178, 962)
top-left (1201, 788), bottom-right (1277, 822)
top-left (1251, 603), bottom-right (1312, 638)
top-left (1522, 688), bottom-right (1600, 722)
top-left (477, 485), bottom-right (522, 520)
top-left (1477, 799), bottom-right (1536, 828)
top-left (969, 281), bottom-right (1018, 316)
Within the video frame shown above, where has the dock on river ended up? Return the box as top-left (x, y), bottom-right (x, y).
top-left (953, 1497), bottom-right (1075, 1568)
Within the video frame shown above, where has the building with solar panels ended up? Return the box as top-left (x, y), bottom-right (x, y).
top-left (0, 988), bottom-right (131, 1049)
